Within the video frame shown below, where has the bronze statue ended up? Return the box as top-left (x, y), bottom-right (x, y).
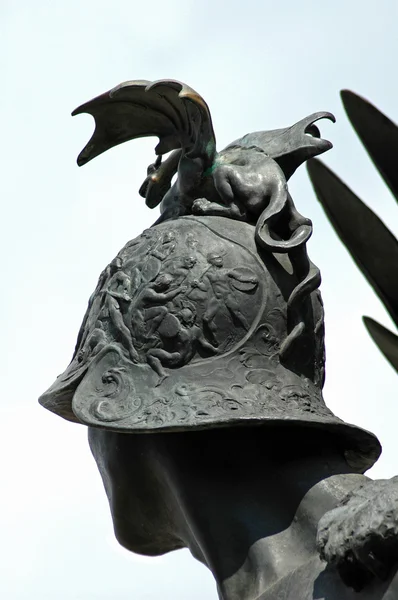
top-left (40, 80), bottom-right (398, 599)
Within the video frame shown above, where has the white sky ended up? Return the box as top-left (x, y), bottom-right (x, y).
top-left (1, 1), bottom-right (398, 598)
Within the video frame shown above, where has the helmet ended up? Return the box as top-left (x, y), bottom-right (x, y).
top-left (39, 215), bottom-right (380, 472)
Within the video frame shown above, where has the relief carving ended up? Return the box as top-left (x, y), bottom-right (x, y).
top-left (69, 221), bottom-right (264, 387)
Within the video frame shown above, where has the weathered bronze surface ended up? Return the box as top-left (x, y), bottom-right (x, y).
top-left (39, 80), bottom-right (398, 599)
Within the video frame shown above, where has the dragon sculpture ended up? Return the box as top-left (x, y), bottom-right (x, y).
top-left (73, 79), bottom-right (335, 362)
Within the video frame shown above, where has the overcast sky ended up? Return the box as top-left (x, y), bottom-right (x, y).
top-left (2, 2), bottom-right (398, 599)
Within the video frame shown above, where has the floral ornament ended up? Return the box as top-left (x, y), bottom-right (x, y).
top-left (254, 323), bottom-right (280, 357)
top-left (245, 369), bottom-right (279, 387)
top-left (240, 318), bottom-right (282, 388)
top-left (279, 385), bottom-right (311, 407)
top-left (279, 383), bottom-right (331, 417)
top-left (91, 366), bottom-right (142, 422)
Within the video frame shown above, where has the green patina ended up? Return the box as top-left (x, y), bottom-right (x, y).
top-left (203, 162), bottom-right (218, 177)
top-left (202, 140), bottom-right (218, 177)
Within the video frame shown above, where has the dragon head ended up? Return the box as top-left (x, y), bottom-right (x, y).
top-left (227, 111), bottom-right (335, 180)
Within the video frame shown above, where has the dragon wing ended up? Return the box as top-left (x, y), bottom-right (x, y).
top-left (72, 79), bottom-right (216, 166)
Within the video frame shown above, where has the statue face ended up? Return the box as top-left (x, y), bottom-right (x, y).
top-left (179, 308), bottom-right (195, 326)
top-left (87, 427), bottom-right (183, 555)
top-left (153, 273), bottom-right (173, 291)
top-left (183, 256), bottom-right (196, 269)
top-left (208, 253), bottom-right (223, 267)
top-left (163, 232), bottom-right (175, 243)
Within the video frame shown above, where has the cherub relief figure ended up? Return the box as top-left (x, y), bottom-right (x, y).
top-left (128, 273), bottom-right (186, 347)
top-left (104, 257), bottom-right (139, 362)
top-left (39, 79), bottom-right (398, 600)
top-left (147, 306), bottom-right (219, 385)
top-left (191, 252), bottom-right (257, 345)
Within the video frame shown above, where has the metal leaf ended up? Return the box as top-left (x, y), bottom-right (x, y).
top-left (307, 159), bottom-right (398, 328)
top-left (363, 316), bottom-right (398, 373)
top-left (341, 90), bottom-right (398, 203)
